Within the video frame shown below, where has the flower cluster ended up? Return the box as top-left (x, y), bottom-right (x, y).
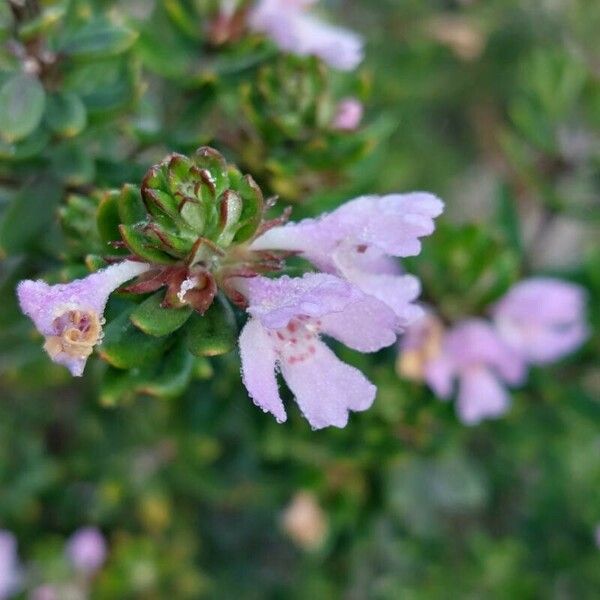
top-left (398, 279), bottom-right (588, 425)
top-left (17, 147), bottom-right (443, 429)
top-left (0, 527), bottom-right (106, 600)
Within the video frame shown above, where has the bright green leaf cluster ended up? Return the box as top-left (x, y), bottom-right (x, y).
top-left (95, 146), bottom-right (265, 266)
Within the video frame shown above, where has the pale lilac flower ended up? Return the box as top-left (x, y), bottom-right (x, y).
top-left (492, 278), bottom-right (588, 364)
top-left (396, 312), bottom-right (445, 381)
top-left (236, 273), bottom-right (400, 429)
top-left (248, 0), bottom-right (363, 71)
top-left (0, 531), bottom-right (20, 600)
top-left (251, 193), bottom-right (443, 325)
top-left (425, 319), bottom-right (526, 425)
top-left (66, 527), bottom-right (107, 575)
top-left (17, 260), bottom-right (150, 376)
top-left (332, 98), bottom-right (363, 131)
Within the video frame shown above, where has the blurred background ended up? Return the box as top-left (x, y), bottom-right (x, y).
top-left (0, 0), bottom-right (599, 597)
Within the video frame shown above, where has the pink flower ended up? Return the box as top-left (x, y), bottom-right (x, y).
top-left (237, 273), bottom-right (400, 429)
top-left (492, 278), bottom-right (588, 364)
top-left (332, 98), bottom-right (363, 131)
top-left (251, 193), bottom-right (443, 325)
top-left (248, 0), bottom-right (363, 71)
top-left (0, 531), bottom-right (20, 600)
top-left (17, 260), bottom-right (150, 376)
top-left (66, 527), bottom-right (107, 575)
top-left (425, 319), bottom-right (526, 425)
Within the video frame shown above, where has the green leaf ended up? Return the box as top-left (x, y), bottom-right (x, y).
top-left (60, 19), bottom-right (138, 59)
top-left (0, 178), bottom-right (60, 254)
top-left (50, 142), bottom-right (95, 185)
top-left (65, 58), bottom-right (139, 116)
top-left (18, 5), bottom-right (65, 41)
top-left (136, 342), bottom-right (194, 398)
top-left (97, 191), bottom-right (123, 246)
top-left (216, 190), bottom-right (243, 246)
top-left (186, 295), bottom-right (237, 357)
top-left (85, 254), bottom-right (106, 271)
top-left (192, 356), bottom-right (213, 380)
top-left (495, 183), bottom-right (523, 258)
top-left (100, 342), bottom-right (194, 405)
top-left (99, 305), bottom-right (170, 369)
top-left (194, 147), bottom-right (228, 197)
top-left (45, 92), bottom-right (87, 137)
top-left (130, 291), bottom-right (192, 337)
top-left (119, 224), bottom-right (177, 264)
top-left (163, 0), bottom-right (201, 40)
top-left (0, 3), bottom-right (13, 40)
top-left (233, 174), bottom-right (264, 243)
top-left (118, 184), bottom-right (146, 225)
top-left (0, 127), bottom-right (49, 161)
top-left (99, 366), bottom-right (139, 406)
top-left (0, 74), bottom-right (45, 142)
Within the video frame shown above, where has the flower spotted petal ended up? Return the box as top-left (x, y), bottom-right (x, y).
top-left (236, 274), bottom-right (393, 428)
top-left (280, 338), bottom-right (375, 429)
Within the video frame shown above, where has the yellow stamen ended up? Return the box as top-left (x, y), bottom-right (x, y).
top-left (396, 316), bottom-right (445, 381)
top-left (43, 309), bottom-right (102, 360)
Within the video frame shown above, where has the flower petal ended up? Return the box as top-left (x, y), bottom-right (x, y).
top-left (249, 0), bottom-right (363, 71)
top-left (239, 318), bottom-right (287, 423)
top-left (251, 193), bottom-right (444, 265)
top-left (280, 339), bottom-right (375, 429)
top-left (332, 243), bottom-right (423, 324)
top-left (493, 278), bottom-right (586, 323)
top-left (424, 353), bottom-right (456, 399)
top-left (55, 354), bottom-right (87, 378)
top-left (332, 98), bottom-right (363, 130)
top-left (319, 294), bottom-right (398, 352)
top-left (237, 273), bottom-right (364, 330)
top-left (332, 193), bottom-right (444, 257)
top-left (16, 260), bottom-right (150, 376)
top-left (66, 527), bottom-right (107, 574)
top-left (493, 277), bottom-right (588, 364)
top-left (17, 260), bottom-right (149, 335)
top-left (250, 217), bottom-right (335, 271)
top-left (445, 319), bottom-right (526, 385)
top-left (0, 530), bottom-right (21, 599)
top-left (456, 366), bottom-right (511, 425)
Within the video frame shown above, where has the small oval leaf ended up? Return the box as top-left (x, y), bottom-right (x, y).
top-left (45, 91), bottom-right (87, 137)
top-left (130, 291), bottom-right (192, 337)
top-left (100, 342), bottom-right (194, 405)
top-left (0, 73), bottom-right (46, 142)
top-left (99, 305), bottom-right (170, 369)
top-left (61, 20), bottom-right (138, 59)
top-left (186, 295), bottom-right (237, 357)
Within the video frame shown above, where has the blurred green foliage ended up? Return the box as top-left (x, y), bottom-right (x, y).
top-left (0, 0), bottom-right (599, 597)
